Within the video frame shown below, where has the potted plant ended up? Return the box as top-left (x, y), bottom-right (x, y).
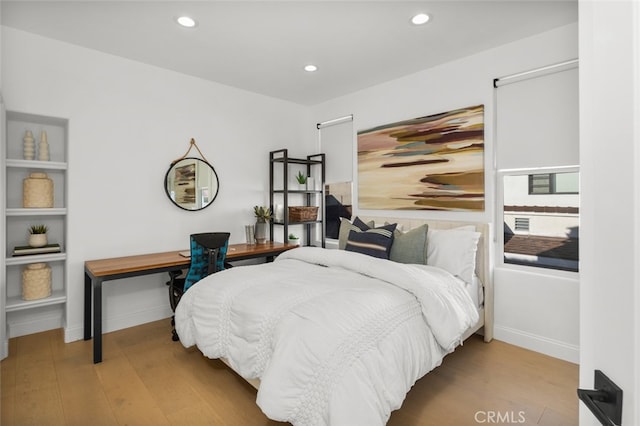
top-left (288, 233), bottom-right (300, 246)
top-left (295, 171), bottom-right (307, 189)
top-left (253, 206), bottom-right (272, 244)
top-left (28, 224), bottom-right (48, 248)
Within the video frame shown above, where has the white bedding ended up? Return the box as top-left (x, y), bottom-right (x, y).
top-left (175, 247), bottom-right (479, 426)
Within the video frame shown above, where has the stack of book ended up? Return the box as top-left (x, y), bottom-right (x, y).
top-left (12, 243), bottom-right (62, 257)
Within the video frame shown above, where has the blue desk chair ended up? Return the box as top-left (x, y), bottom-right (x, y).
top-left (168, 232), bottom-right (230, 341)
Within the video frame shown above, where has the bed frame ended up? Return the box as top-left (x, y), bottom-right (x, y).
top-left (222, 217), bottom-right (493, 390)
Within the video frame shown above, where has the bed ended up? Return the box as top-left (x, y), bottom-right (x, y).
top-left (174, 216), bottom-right (493, 425)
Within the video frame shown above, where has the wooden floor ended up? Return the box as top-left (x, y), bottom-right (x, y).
top-left (1, 320), bottom-right (578, 425)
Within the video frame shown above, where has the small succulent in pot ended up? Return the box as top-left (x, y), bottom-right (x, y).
top-left (29, 224), bottom-right (48, 234)
top-left (295, 171), bottom-right (307, 185)
top-left (28, 224), bottom-right (48, 247)
top-left (288, 233), bottom-right (300, 245)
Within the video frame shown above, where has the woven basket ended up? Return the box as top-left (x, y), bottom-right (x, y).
top-left (288, 206), bottom-right (319, 222)
top-left (22, 263), bottom-right (52, 301)
top-left (23, 173), bottom-right (54, 208)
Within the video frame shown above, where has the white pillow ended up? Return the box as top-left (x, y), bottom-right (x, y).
top-left (427, 226), bottom-right (480, 285)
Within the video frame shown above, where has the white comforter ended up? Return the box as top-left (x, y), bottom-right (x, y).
top-left (175, 247), bottom-right (478, 426)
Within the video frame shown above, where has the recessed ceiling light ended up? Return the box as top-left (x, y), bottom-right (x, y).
top-left (304, 64), bottom-right (318, 72)
top-left (176, 16), bottom-right (197, 28)
top-left (411, 13), bottom-right (430, 25)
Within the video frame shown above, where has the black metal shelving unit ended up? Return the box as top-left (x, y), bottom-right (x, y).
top-left (269, 149), bottom-right (325, 247)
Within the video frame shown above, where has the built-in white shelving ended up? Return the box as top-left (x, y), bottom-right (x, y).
top-left (2, 110), bottom-right (69, 359)
top-left (6, 290), bottom-right (67, 312)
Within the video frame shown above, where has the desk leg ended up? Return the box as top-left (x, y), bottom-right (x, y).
top-left (93, 278), bottom-right (103, 364)
top-left (84, 272), bottom-right (91, 340)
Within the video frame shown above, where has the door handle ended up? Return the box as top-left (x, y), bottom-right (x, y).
top-left (577, 370), bottom-right (622, 426)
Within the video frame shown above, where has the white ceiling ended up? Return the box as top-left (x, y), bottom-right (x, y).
top-left (1, 1), bottom-right (577, 106)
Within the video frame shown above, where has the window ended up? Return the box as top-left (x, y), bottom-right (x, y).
top-left (529, 172), bottom-right (579, 195)
top-left (495, 61), bottom-right (578, 274)
top-left (503, 169), bottom-right (579, 272)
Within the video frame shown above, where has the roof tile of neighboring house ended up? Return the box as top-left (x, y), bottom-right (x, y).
top-left (504, 234), bottom-right (579, 261)
top-left (504, 205), bottom-right (579, 214)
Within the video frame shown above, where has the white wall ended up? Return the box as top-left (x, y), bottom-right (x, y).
top-left (579, 1), bottom-right (639, 424)
top-left (1, 27), bottom-right (313, 341)
top-left (308, 23), bottom-right (580, 362)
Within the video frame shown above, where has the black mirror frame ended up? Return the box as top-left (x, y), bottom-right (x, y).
top-left (164, 157), bottom-right (220, 211)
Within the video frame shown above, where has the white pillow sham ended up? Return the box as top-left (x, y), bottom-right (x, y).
top-left (426, 226), bottom-right (480, 285)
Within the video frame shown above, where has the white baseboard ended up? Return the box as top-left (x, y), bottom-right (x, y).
top-left (1, 340), bottom-right (8, 360)
top-left (64, 305), bottom-right (173, 343)
top-left (64, 324), bottom-right (84, 343)
top-left (12, 307), bottom-right (580, 365)
top-left (9, 304), bottom-right (173, 344)
top-left (494, 325), bottom-right (579, 364)
top-left (8, 312), bottom-right (63, 338)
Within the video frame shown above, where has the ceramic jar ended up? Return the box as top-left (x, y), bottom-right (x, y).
top-left (23, 173), bottom-right (54, 208)
top-left (22, 263), bottom-right (52, 300)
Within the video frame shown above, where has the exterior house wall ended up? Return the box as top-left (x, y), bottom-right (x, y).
top-left (504, 213), bottom-right (578, 238)
top-left (504, 174), bottom-right (579, 237)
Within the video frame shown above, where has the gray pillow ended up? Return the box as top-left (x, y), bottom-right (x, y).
top-left (389, 224), bottom-right (429, 264)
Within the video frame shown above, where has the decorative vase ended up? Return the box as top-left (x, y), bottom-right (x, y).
top-left (255, 219), bottom-right (267, 244)
top-left (22, 263), bottom-right (52, 301)
top-left (29, 233), bottom-right (48, 248)
top-left (274, 204), bottom-right (284, 222)
top-left (38, 130), bottom-right (50, 161)
top-left (23, 172), bottom-right (54, 208)
top-left (306, 177), bottom-right (315, 191)
top-left (23, 130), bottom-right (35, 160)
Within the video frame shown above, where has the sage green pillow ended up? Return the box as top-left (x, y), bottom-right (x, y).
top-left (389, 224), bottom-right (429, 265)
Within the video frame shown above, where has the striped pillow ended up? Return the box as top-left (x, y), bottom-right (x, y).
top-left (345, 217), bottom-right (397, 259)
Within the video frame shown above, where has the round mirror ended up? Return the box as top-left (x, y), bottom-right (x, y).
top-left (164, 157), bottom-right (219, 211)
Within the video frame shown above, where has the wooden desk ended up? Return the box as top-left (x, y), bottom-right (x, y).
top-left (84, 242), bottom-right (295, 363)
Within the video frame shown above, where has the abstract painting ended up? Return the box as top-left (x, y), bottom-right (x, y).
top-left (357, 104), bottom-right (484, 211)
top-left (174, 162), bottom-right (196, 205)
